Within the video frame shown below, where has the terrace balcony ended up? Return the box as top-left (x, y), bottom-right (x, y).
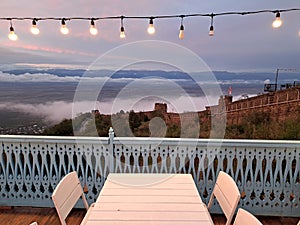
top-left (0, 129), bottom-right (299, 224)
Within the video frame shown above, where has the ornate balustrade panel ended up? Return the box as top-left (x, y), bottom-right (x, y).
top-left (113, 138), bottom-right (300, 216)
top-left (0, 133), bottom-right (299, 216)
top-left (0, 135), bottom-right (109, 207)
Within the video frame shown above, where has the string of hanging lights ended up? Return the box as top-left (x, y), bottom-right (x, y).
top-left (1, 8), bottom-right (299, 41)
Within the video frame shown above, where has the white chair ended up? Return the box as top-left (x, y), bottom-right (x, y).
top-left (52, 171), bottom-right (90, 225)
top-left (233, 208), bottom-right (263, 225)
top-left (207, 171), bottom-right (241, 225)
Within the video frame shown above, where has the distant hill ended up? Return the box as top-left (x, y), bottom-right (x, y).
top-left (3, 68), bottom-right (299, 83)
top-left (2, 68), bottom-right (86, 77)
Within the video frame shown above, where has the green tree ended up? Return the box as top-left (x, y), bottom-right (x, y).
top-left (278, 119), bottom-right (300, 140)
top-left (129, 110), bottom-right (141, 131)
top-left (94, 114), bottom-right (112, 137)
top-left (43, 119), bottom-right (73, 136)
top-left (166, 124), bottom-right (180, 137)
top-left (243, 111), bottom-right (271, 139)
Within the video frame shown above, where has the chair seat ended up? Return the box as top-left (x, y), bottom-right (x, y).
top-left (233, 208), bottom-right (263, 225)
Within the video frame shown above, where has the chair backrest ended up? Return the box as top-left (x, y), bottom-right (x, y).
top-left (207, 171), bottom-right (241, 225)
top-left (233, 208), bottom-right (263, 225)
top-left (52, 171), bottom-right (89, 225)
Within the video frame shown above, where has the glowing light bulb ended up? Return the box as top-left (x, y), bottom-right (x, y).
top-left (120, 26), bottom-right (125, 38)
top-left (61, 25), bottom-right (69, 34)
top-left (8, 26), bottom-right (18, 41)
top-left (209, 14), bottom-right (215, 36)
top-left (272, 12), bottom-right (282, 28)
top-left (31, 19), bottom-right (40, 35)
top-left (209, 26), bottom-right (214, 36)
top-left (90, 19), bottom-right (98, 35)
top-left (60, 19), bottom-right (69, 35)
top-left (147, 18), bottom-right (155, 34)
top-left (179, 25), bottom-right (184, 39)
top-left (119, 17), bottom-right (125, 38)
top-left (298, 30), bottom-right (300, 37)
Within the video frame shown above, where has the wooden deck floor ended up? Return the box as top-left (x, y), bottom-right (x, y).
top-left (0, 206), bottom-right (298, 225)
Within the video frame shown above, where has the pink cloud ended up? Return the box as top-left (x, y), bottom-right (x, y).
top-left (3, 42), bottom-right (96, 57)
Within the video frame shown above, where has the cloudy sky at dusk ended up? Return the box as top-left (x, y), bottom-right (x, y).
top-left (1, 0), bottom-right (299, 72)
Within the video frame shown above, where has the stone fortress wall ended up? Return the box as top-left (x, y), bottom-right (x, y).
top-left (142, 86), bottom-right (300, 127)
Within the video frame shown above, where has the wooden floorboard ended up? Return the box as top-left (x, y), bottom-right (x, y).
top-left (0, 207), bottom-right (298, 225)
top-left (212, 214), bottom-right (300, 225)
top-left (0, 207), bottom-right (84, 225)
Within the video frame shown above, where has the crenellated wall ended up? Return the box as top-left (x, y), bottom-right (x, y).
top-left (144, 87), bottom-right (299, 126)
top-left (107, 87), bottom-right (300, 138)
top-left (210, 86), bottom-right (300, 125)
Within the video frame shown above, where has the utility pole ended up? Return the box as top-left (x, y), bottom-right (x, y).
top-left (275, 68), bottom-right (279, 91)
top-left (274, 68), bottom-right (299, 91)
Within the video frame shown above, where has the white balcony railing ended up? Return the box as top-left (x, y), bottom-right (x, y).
top-left (0, 128), bottom-right (299, 217)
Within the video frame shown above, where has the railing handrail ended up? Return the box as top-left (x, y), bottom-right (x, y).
top-left (114, 136), bottom-right (300, 148)
top-left (1, 134), bottom-right (299, 146)
top-left (0, 134), bottom-right (109, 144)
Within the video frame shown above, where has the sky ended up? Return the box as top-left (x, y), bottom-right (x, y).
top-left (0, 0), bottom-right (299, 72)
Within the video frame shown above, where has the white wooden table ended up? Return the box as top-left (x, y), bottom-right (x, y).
top-left (81, 173), bottom-right (214, 225)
